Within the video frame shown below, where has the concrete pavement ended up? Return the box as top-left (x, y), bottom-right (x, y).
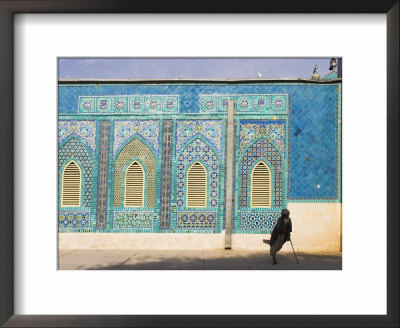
top-left (58, 249), bottom-right (341, 270)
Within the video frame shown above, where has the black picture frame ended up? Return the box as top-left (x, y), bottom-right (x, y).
top-left (0, 1), bottom-right (398, 327)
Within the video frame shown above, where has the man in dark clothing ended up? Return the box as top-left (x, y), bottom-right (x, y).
top-left (269, 209), bottom-right (292, 265)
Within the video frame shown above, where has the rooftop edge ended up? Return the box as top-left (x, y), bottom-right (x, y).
top-left (58, 78), bottom-right (342, 85)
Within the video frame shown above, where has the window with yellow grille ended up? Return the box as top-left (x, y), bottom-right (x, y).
top-left (186, 162), bottom-right (207, 207)
top-left (124, 161), bottom-right (145, 207)
top-left (251, 161), bottom-right (271, 208)
top-left (61, 161), bottom-right (81, 207)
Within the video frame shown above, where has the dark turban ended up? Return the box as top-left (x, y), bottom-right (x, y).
top-left (281, 209), bottom-right (290, 217)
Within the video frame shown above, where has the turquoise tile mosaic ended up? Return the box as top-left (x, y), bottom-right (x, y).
top-left (58, 137), bottom-right (94, 207)
top-left (160, 120), bottom-right (173, 229)
top-left (232, 118), bottom-right (289, 233)
top-left (59, 209), bottom-right (90, 229)
top-left (58, 135), bottom-right (96, 232)
top-left (58, 81), bottom-right (341, 234)
top-left (177, 212), bottom-right (217, 229)
top-left (113, 120), bottom-right (160, 156)
top-left (176, 138), bottom-right (219, 210)
top-left (59, 120), bottom-right (96, 155)
top-left (79, 94), bottom-right (180, 114)
top-left (199, 93), bottom-right (288, 114)
top-left (176, 120), bottom-right (222, 157)
top-left (113, 211), bottom-right (154, 229)
top-left (59, 83), bottom-right (339, 200)
top-left (240, 211), bottom-right (279, 230)
top-left (96, 120), bottom-right (111, 229)
top-left (239, 133), bottom-right (284, 208)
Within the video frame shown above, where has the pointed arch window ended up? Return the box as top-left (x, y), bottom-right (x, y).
top-left (251, 161), bottom-right (271, 208)
top-left (124, 161), bottom-right (145, 207)
top-left (61, 161), bottom-right (81, 207)
top-left (186, 162), bottom-right (207, 207)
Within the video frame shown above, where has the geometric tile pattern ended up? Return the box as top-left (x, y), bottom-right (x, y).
top-left (160, 120), bottom-right (173, 229)
top-left (113, 138), bottom-right (156, 208)
top-left (113, 120), bottom-right (160, 157)
top-left (96, 121), bottom-right (111, 229)
top-left (176, 120), bottom-right (222, 157)
top-left (176, 138), bottom-right (219, 209)
top-left (240, 138), bottom-right (283, 208)
top-left (288, 86), bottom-right (338, 199)
top-left (240, 211), bottom-right (279, 230)
top-left (58, 80), bottom-right (342, 236)
top-left (79, 94), bottom-right (179, 114)
top-left (177, 212), bottom-right (217, 229)
top-left (239, 120), bottom-right (285, 155)
top-left (58, 209), bottom-right (90, 229)
top-left (59, 83), bottom-right (340, 201)
top-left (200, 94), bottom-right (288, 114)
top-left (58, 137), bottom-right (94, 207)
top-left (113, 211), bottom-right (154, 229)
top-left (58, 120), bottom-right (96, 154)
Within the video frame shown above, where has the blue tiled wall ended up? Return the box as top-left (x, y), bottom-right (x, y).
top-left (59, 83), bottom-right (341, 201)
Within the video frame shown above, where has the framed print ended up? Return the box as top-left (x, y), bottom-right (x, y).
top-left (56, 58), bottom-right (343, 271)
top-left (0, 1), bottom-right (398, 327)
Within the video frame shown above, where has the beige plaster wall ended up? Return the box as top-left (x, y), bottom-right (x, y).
top-left (232, 203), bottom-right (342, 253)
top-left (59, 231), bottom-right (226, 250)
top-left (288, 202), bottom-right (341, 253)
top-left (59, 203), bottom-right (341, 253)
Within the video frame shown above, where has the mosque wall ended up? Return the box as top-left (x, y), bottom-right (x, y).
top-left (58, 81), bottom-right (342, 252)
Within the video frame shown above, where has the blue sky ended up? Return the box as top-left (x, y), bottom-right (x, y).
top-left (58, 58), bottom-right (334, 79)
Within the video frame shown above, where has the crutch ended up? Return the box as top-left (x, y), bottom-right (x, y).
top-left (289, 239), bottom-right (299, 264)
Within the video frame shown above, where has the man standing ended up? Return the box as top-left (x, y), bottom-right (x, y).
top-left (270, 209), bottom-right (292, 265)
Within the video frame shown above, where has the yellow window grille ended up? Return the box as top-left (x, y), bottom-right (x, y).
top-left (124, 161), bottom-right (145, 207)
top-left (251, 161), bottom-right (271, 208)
top-left (186, 162), bottom-right (207, 207)
top-left (61, 161), bottom-right (81, 207)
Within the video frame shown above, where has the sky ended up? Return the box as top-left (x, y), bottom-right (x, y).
top-left (58, 58), bottom-right (334, 80)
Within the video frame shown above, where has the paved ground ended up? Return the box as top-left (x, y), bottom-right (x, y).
top-left (58, 249), bottom-right (341, 270)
